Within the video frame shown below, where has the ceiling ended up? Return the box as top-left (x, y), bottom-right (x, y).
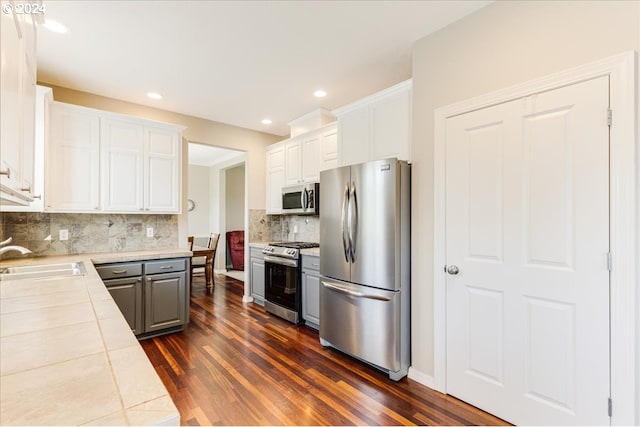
top-left (37, 1), bottom-right (491, 136)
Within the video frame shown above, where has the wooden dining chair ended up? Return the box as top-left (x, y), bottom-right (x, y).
top-left (187, 235), bottom-right (194, 251)
top-left (190, 233), bottom-right (220, 285)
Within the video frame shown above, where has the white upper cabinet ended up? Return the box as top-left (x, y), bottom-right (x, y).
top-left (47, 101), bottom-right (183, 213)
top-left (301, 132), bottom-right (320, 182)
top-left (284, 137), bottom-right (302, 186)
top-left (145, 126), bottom-right (181, 212)
top-left (101, 117), bottom-right (145, 212)
top-left (266, 143), bottom-right (285, 214)
top-left (335, 79), bottom-right (412, 166)
top-left (0, 4), bottom-right (39, 205)
top-left (47, 103), bottom-right (101, 212)
top-left (319, 124), bottom-right (338, 172)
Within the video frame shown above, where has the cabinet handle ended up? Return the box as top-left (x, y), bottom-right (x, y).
top-left (312, 263), bottom-right (319, 267)
top-left (112, 270), bottom-right (127, 274)
top-left (95, 206), bottom-right (99, 210)
top-left (20, 186), bottom-right (31, 193)
top-left (32, 194), bottom-right (41, 200)
top-left (0, 169), bottom-right (10, 178)
top-left (159, 266), bottom-right (174, 270)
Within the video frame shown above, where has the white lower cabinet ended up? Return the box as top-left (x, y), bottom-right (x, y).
top-left (301, 254), bottom-right (320, 329)
top-left (250, 247), bottom-right (265, 304)
top-left (46, 101), bottom-right (183, 213)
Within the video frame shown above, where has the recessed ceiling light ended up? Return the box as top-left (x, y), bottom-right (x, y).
top-left (42, 19), bottom-right (69, 34)
top-left (147, 92), bottom-right (163, 100)
top-left (314, 90), bottom-right (327, 98)
top-left (261, 119), bottom-right (272, 125)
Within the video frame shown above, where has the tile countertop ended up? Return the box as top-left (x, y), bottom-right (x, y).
top-left (0, 248), bottom-right (191, 426)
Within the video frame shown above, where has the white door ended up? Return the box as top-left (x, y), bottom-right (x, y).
top-left (445, 76), bottom-right (610, 425)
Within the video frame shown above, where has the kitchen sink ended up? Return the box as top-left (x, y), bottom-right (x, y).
top-left (0, 262), bottom-right (87, 281)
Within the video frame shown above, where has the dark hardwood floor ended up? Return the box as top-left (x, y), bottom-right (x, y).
top-left (141, 274), bottom-right (509, 426)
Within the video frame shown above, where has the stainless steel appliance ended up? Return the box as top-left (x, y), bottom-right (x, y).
top-left (263, 241), bottom-right (320, 324)
top-left (320, 158), bottom-right (410, 381)
top-left (281, 183), bottom-right (319, 215)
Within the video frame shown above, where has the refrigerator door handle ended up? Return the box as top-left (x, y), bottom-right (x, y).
top-left (341, 183), bottom-right (350, 262)
top-left (348, 182), bottom-right (358, 262)
top-left (322, 281), bottom-right (391, 301)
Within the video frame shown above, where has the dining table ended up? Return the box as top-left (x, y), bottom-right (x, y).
top-left (191, 244), bottom-right (215, 292)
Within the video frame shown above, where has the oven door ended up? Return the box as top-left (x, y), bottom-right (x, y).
top-left (264, 256), bottom-right (299, 312)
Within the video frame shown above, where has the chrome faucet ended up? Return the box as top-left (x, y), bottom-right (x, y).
top-left (0, 237), bottom-right (33, 257)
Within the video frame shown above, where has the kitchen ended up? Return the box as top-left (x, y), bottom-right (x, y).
top-left (1, 1), bottom-right (639, 426)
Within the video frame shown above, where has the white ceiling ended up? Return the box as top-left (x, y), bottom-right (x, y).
top-left (38, 0), bottom-right (491, 136)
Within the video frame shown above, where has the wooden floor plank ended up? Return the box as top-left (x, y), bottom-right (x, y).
top-left (141, 274), bottom-right (510, 426)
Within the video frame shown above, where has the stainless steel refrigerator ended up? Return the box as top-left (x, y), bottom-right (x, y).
top-left (319, 158), bottom-right (410, 381)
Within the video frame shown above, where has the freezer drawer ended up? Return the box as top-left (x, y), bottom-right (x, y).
top-left (319, 275), bottom-right (401, 373)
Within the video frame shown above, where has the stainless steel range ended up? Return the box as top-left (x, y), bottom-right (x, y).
top-left (263, 241), bottom-right (319, 324)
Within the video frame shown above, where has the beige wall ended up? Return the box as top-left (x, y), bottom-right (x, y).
top-left (225, 165), bottom-right (245, 232)
top-left (410, 0), bottom-right (639, 379)
top-left (187, 164), bottom-right (211, 237)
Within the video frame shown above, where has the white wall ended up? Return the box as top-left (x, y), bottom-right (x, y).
top-left (187, 164), bottom-right (211, 237)
top-left (410, 0), bottom-right (639, 390)
top-left (225, 165), bottom-right (245, 232)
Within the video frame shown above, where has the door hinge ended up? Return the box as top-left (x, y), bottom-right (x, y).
top-left (607, 252), bottom-right (612, 271)
top-left (607, 108), bottom-right (612, 127)
top-left (608, 397), bottom-right (613, 417)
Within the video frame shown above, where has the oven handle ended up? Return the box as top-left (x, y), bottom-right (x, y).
top-left (264, 255), bottom-right (298, 268)
top-left (322, 281), bottom-right (391, 301)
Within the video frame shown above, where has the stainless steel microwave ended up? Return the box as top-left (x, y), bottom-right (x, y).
top-left (282, 183), bottom-right (319, 215)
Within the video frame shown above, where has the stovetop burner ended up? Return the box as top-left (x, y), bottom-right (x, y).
top-left (269, 241), bottom-right (320, 249)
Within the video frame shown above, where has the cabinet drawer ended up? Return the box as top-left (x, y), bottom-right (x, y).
top-left (95, 262), bottom-right (143, 280)
top-left (145, 258), bottom-right (186, 275)
top-left (302, 255), bottom-right (320, 271)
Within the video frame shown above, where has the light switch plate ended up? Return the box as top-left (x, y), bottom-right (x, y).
top-left (146, 227), bottom-right (153, 238)
top-left (59, 229), bottom-right (68, 241)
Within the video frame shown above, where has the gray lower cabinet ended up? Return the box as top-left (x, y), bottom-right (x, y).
top-left (250, 247), bottom-right (265, 305)
top-left (96, 257), bottom-right (189, 338)
top-left (105, 277), bottom-right (144, 334)
top-left (302, 254), bottom-right (320, 329)
top-left (144, 271), bottom-right (186, 333)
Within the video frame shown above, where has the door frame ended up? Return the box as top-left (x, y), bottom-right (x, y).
top-left (433, 51), bottom-right (637, 425)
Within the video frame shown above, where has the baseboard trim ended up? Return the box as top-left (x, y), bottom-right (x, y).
top-left (408, 367), bottom-right (436, 389)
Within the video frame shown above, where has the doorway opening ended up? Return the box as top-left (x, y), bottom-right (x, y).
top-left (187, 142), bottom-right (247, 282)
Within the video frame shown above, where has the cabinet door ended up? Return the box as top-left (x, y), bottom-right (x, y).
top-left (301, 133), bottom-right (320, 182)
top-left (250, 258), bottom-right (265, 302)
top-left (144, 272), bottom-right (186, 333)
top-left (338, 108), bottom-right (370, 166)
top-left (371, 89), bottom-right (411, 162)
top-left (284, 138), bottom-right (302, 186)
top-left (101, 117), bottom-right (144, 212)
top-left (145, 126), bottom-right (180, 212)
top-left (0, 7), bottom-right (23, 195)
top-left (319, 125), bottom-right (338, 172)
top-left (302, 269), bottom-right (320, 328)
top-left (47, 103), bottom-right (100, 211)
top-left (106, 277), bottom-right (143, 335)
top-left (266, 144), bottom-right (284, 214)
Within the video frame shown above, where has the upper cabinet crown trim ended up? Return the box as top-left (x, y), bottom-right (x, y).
top-left (332, 79), bottom-right (412, 116)
top-left (49, 100), bottom-right (187, 132)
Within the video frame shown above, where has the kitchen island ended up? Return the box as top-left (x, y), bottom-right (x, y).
top-left (0, 249), bottom-right (190, 426)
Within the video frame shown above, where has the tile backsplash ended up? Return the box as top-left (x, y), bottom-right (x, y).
top-left (249, 209), bottom-right (319, 243)
top-left (0, 212), bottom-right (178, 259)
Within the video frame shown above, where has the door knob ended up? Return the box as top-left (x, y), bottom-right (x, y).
top-left (446, 265), bottom-right (459, 275)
